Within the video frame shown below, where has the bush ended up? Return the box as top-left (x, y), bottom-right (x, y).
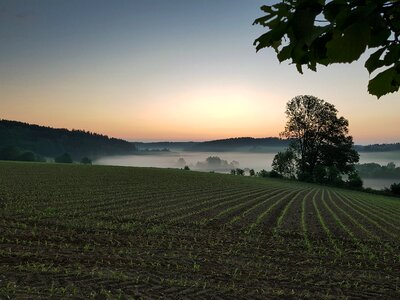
top-left (297, 171), bottom-right (313, 182)
top-left (55, 153), bottom-right (73, 163)
top-left (80, 157), bottom-right (92, 164)
top-left (313, 165), bottom-right (327, 183)
top-left (249, 169), bottom-right (255, 176)
top-left (257, 169), bottom-right (269, 177)
top-left (0, 146), bottom-right (21, 161)
top-left (327, 166), bottom-right (342, 184)
top-left (0, 146), bottom-right (44, 162)
top-left (236, 168), bottom-right (244, 176)
top-left (16, 151), bottom-right (36, 162)
top-left (230, 169), bottom-right (236, 175)
top-left (269, 170), bottom-right (282, 178)
top-left (390, 183), bottom-right (400, 195)
top-left (183, 165), bottom-right (190, 170)
top-left (346, 172), bottom-right (363, 189)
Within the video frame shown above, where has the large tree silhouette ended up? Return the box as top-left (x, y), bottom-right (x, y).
top-left (254, 1), bottom-right (400, 98)
top-left (281, 95), bottom-right (359, 181)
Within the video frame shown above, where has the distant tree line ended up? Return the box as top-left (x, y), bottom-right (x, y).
top-left (0, 146), bottom-right (45, 162)
top-left (135, 137), bottom-right (400, 154)
top-left (356, 162), bottom-right (400, 179)
top-left (0, 146), bottom-right (94, 165)
top-left (185, 137), bottom-right (291, 152)
top-left (196, 156), bottom-right (239, 171)
top-left (355, 143), bottom-right (400, 152)
top-left (0, 119), bottom-right (137, 160)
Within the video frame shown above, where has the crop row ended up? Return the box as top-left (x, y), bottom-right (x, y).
top-left (0, 162), bottom-right (399, 298)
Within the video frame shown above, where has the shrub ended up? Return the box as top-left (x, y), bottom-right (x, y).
top-left (230, 169), bottom-right (236, 175)
top-left (257, 169), bottom-right (269, 177)
top-left (313, 165), bottom-right (327, 183)
top-left (390, 183), bottom-right (400, 195)
top-left (297, 171), bottom-right (313, 182)
top-left (236, 168), bottom-right (244, 176)
top-left (55, 153), bottom-right (73, 163)
top-left (183, 165), bottom-right (190, 171)
top-left (80, 157), bottom-right (92, 165)
top-left (346, 172), bottom-right (363, 189)
top-left (249, 169), bottom-right (255, 176)
top-left (269, 170), bottom-right (282, 178)
top-left (0, 146), bottom-right (21, 161)
top-left (16, 151), bottom-right (36, 162)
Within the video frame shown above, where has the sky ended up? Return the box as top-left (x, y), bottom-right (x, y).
top-left (0, 0), bottom-right (399, 144)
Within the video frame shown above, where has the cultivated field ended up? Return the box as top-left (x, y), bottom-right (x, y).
top-left (0, 162), bottom-right (399, 299)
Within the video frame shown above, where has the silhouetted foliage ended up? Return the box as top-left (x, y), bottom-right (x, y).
top-left (17, 151), bottom-right (36, 162)
top-left (390, 183), bottom-right (400, 195)
top-left (236, 168), bottom-right (245, 176)
top-left (183, 165), bottom-right (190, 171)
top-left (327, 166), bottom-right (343, 185)
top-left (346, 172), bottom-right (363, 189)
top-left (276, 95), bottom-right (359, 184)
top-left (269, 170), bottom-right (282, 178)
top-left (230, 169), bottom-right (236, 175)
top-left (313, 165), bottom-right (328, 184)
top-left (0, 146), bottom-right (21, 161)
top-left (272, 148), bottom-right (296, 178)
top-left (80, 157), bottom-right (92, 165)
top-left (0, 119), bottom-right (137, 160)
top-left (0, 146), bottom-right (44, 162)
top-left (249, 169), bottom-right (255, 176)
top-left (55, 153), bottom-right (73, 164)
top-left (254, 1), bottom-right (400, 98)
top-left (196, 156), bottom-right (237, 171)
top-left (256, 169), bottom-right (269, 177)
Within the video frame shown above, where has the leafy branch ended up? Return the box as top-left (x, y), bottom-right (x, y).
top-left (254, 0), bottom-right (400, 98)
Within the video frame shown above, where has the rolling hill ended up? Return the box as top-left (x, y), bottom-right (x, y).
top-left (0, 119), bottom-right (137, 160)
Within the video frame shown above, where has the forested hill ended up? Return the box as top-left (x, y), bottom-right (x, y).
top-left (185, 137), bottom-right (291, 152)
top-left (0, 119), bottom-right (137, 159)
top-left (355, 143), bottom-right (400, 152)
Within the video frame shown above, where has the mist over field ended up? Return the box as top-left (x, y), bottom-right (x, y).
top-left (94, 150), bottom-right (400, 189)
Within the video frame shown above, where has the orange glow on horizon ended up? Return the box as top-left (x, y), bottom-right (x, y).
top-left (1, 80), bottom-right (399, 144)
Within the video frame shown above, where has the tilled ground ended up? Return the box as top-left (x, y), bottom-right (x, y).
top-left (0, 162), bottom-right (399, 299)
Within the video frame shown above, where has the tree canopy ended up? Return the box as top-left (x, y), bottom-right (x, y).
top-left (253, 0), bottom-right (400, 98)
top-left (277, 95), bottom-right (359, 183)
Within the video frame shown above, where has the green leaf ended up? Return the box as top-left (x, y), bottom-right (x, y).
top-left (253, 14), bottom-right (276, 26)
top-left (384, 44), bottom-right (400, 66)
top-left (260, 5), bottom-right (274, 14)
top-left (369, 27), bottom-right (391, 48)
top-left (292, 7), bottom-right (319, 41)
top-left (254, 22), bottom-right (288, 51)
top-left (277, 44), bottom-right (293, 62)
top-left (324, 0), bottom-right (347, 22)
top-left (326, 22), bottom-right (370, 63)
top-left (332, 4), bottom-right (352, 29)
top-left (296, 63), bottom-right (303, 74)
top-left (368, 66), bottom-right (400, 98)
top-left (365, 48), bottom-right (385, 74)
